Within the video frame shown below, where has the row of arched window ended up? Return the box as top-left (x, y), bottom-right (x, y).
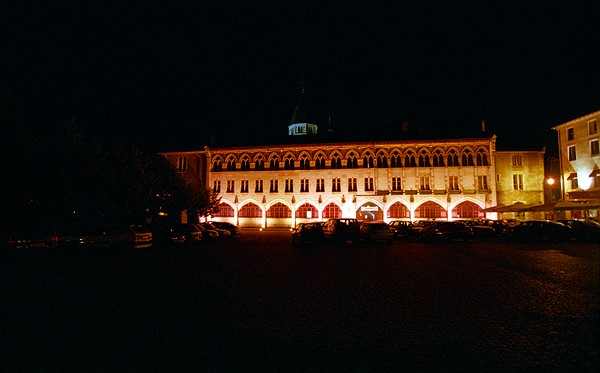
top-left (213, 148), bottom-right (489, 171)
top-left (213, 201), bottom-right (484, 219)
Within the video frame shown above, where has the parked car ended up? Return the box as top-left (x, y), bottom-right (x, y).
top-left (7, 226), bottom-right (59, 249)
top-left (506, 220), bottom-right (573, 242)
top-left (322, 218), bottom-right (361, 244)
top-left (210, 221), bottom-right (241, 237)
top-left (409, 220), bottom-right (434, 239)
top-left (387, 220), bottom-right (412, 239)
top-left (457, 219), bottom-right (497, 239)
top-left (557, 219), bottom-right (600, 242)
top-left (192, 223), bottom-right (219, 240)
top-left (419, 221), bottom-right (474, 242)
top-left (360, 221), bottom-right (394, 243)
top-left (56, 225), bottom-right (112, 248)
top-left (103, 225), bottom-right (153, 248)
top-left (291, 222), bottom-right (324, 244)
top-left (172, 223), bottom-right (204, 244)
top-left (198, 222), bottom-right (231, 239)
top-left (146, 224), bottom-right (186, 247)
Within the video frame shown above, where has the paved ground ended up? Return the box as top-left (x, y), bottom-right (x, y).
top-left (2, 229), bottom-right (598, 371)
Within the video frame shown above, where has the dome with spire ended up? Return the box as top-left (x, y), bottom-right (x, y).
top-left (288, 82), bottom-right (318, 136)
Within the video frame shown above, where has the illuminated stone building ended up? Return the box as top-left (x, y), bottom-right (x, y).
top-left (161, 90), bottom-right (546, 227)
top-left (552, 109), bottom-right (600, 219)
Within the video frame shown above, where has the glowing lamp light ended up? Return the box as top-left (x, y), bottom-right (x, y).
top-left (546, 177), bottom-right (555, 186)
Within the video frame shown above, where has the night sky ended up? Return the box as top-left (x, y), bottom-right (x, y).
top-left (3, 1), bottom-right (599, 152)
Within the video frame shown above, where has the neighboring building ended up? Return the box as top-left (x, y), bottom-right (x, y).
top-left (160, 89), bottom-right (547, 227)
top-left (494, 150), bottom-right (546, 219)
top-left (552, 110), bottom-right (600, 219)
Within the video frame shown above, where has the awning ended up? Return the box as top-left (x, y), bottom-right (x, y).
top-left (567, 172), bottom-right (578, 180)
top-left (528, 200), bottom-right (596, 211)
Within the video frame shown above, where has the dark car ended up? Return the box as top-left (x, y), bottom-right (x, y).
top-left (199, 222), bottom-right (232, 239)
top-left (360, 222), bottom-right (394, 243)
top-left (557, 219), bottom-right (600, 242)
top-left (457, 219), bottom-right (497, 239)
top-left (172, 223), bottom-right (204, 244)
top-left (419, 221), bottom-right (474, 242)
top-left (146, 224), bottom-right (186, 247)
top-left (210, 221), bottom-right (241, 237)
top-left (7, 226), bottom-right (59, 249)
top-left (387, 220), bottom-right (412, 239)
top-left (322, 218), bottom-right (361, 244)
top-left (506, 220), bottom-right (573, 242)
top-left (291, 222), bottom-right (324, 244)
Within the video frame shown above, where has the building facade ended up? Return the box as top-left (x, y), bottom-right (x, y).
top-left (162, 138), bottom-right (546, 227)
top-left (160, 89), bottom-right (546, 227)
top-left (552, 110), bottom-right (600, 219)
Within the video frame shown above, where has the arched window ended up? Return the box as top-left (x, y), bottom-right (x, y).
top-left (418, 151), bottom-right (431, 167)
top-left (212, 203), bottom-right (234, 217)
top-left (405, 151), bottom-right (417, 167)
top-left (331, 155), bottom-right (342, 169)
top-left (415, 201), bottom-right (447, 219)
top-left (363, 153), bottom-right (374, 168)
top-left (314, 154), bottom-right (325, 169)
top-left (299, 155), bottom-right (310, 170)
top-left (239, 203), bottom-right (262, 218)
top-left (241, 157), bottom-right (250, 170)
top-left (447, 150), bottom-right (459, 167)
top-left (295, 203), bottom-right (318, 218)
top-left (213, 159), bottom-right (223, 171)
top-left (387, 202), bottom-right (409, 218)
top-left (322, 203), bottom-right (341, 218)
top-left (390, 151), bottom-right (401, 168)
top-left (476, 149), bottom-right (489, 166)
top-left (347, 153), bottom-right (358, 168)
top-left (462, 150), bottom-right (474, 166)
top-left (453, 201), bottom-right (483, 219)
top-left (266, 202), bottom-right (291, 218)
top-left (269, 158), bottom-right (280, 170)
top-left (227, 159), bottom-right (236, 171)
top-left (377, 155), bottom-right (388, 168)
top-left (284, 155), bottom-right (295, 170)
top-left (255, 157), bottom-right (265, 170)
top-left (433, 150), bottom-right (445, 167)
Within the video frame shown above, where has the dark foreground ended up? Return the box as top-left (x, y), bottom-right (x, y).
top-left (2, 230), bottom-right (598, 371)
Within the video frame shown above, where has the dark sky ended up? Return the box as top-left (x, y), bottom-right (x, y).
top-left (3, 1), bottom-right (600, 152)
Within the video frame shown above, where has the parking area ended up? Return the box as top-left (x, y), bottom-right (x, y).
top-left (2, 229), bottom-right (598, 371)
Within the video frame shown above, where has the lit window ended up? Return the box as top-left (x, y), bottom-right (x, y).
top-left (477, 175), bottom-right (488, 191)
top-left (269, 179), bottom-right (278, 193)
top-left (316, 179), bottom-right (325, 192)
top-left (300, 179), bottom-right (309, 193)
top-left (511, 155), bottom-right (522, 166)
top-left (177, 156), bottom-right (187, 172)
top-left (332, 178), bottom-right (341, 192)
top-left (448, 176), bottom-right (459, 191)
top-left (255, 180), bottom-right (263, 193)
top-left (589, 120), bottom-right (598, 135)
top-left (285, 179), bottom-right (294, 193)
top-left (240, 180), bottom-right (249, 193)
top-left (512, 174), bottom-right (523, 190)
top-left (567, 127), bottom-right (575, 141)
top-left (419, 176), bottom-right (430, 190)
top-left (364, 177), bottom-right (374, 191)
top-left (568, 145), bottom-right (577, 161)
top-left (590, 140), bottom-right (599, 156)
top-left (348, 178), bottom-right (357, 192)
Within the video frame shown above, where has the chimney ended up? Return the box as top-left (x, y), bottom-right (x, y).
top-left (402, 120), bottom-right (409, 132)
top-left (481, 119), bottom-right (486, 132)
